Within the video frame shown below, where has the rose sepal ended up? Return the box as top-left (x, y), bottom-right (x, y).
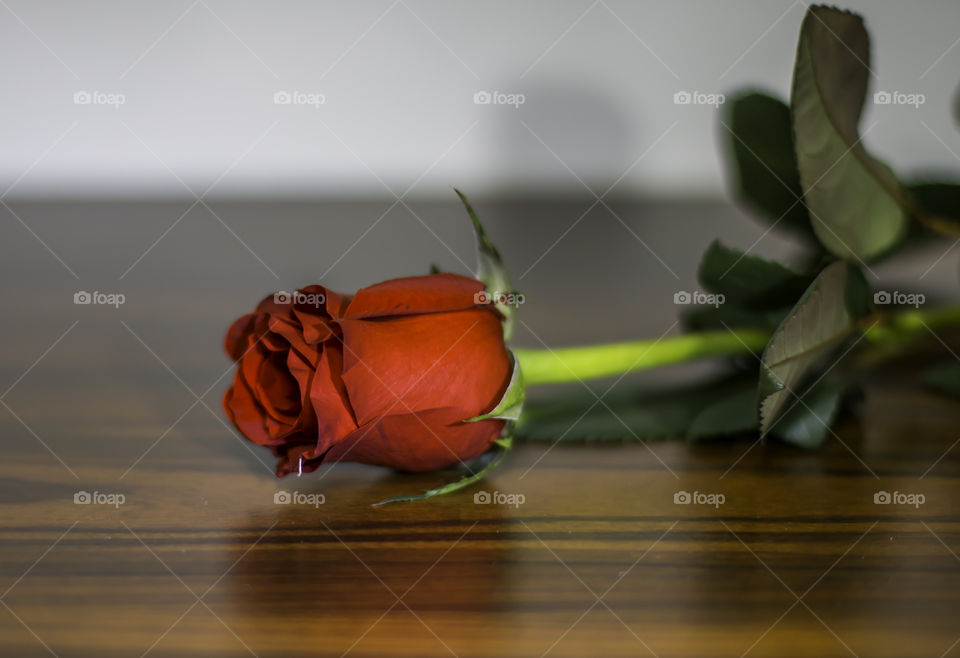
top-left (455, 187), bottom-right (517, 341)
top-left (372, 434), bottom-right (513, 506)
top-left (463, 351), bottom-right (525, 423)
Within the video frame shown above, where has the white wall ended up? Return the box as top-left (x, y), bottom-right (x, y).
top-left (2, 0), bottom-right (958, 199)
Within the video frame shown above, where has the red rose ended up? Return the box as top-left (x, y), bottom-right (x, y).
top-left (222, 273), bottom-right (512, 476)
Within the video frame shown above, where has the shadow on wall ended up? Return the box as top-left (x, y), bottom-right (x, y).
top-left (479, 81), bottom-right (707, 345)
top-left (492, 79), bottom-right (639, 199)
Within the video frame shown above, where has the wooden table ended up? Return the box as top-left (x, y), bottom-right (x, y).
top-left (1, 201), bottom-right (958, 656)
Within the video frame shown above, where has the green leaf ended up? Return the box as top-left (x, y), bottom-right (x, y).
top-left (791, 6), bottom-right (908, 261)
top-left (769, 379), bottom-right (847, 449)
top-left (455, 188), bottom-right (517, 341)
top-left (515, 371), bottom-right (757, 443)
top-left (465, 351), bottom-right (525, 422)
top-left (686, 379), bottom-right (758, 440)
top-left (726, 92), bottom-right (815, 239)
top-left (429, 263), bottom-right (442, 274)
top-left (682, 242), bottom-right (813, 333)
top-left (759, 260), bottom-right (869, 435)
top-left (373, 439), bottom-right (512, 506)
top-left (698, 241), bottom-right (814, 308)
top-left (922, 361), bottom-right (960, 398)
top-left (516, 392), bottom-right (687, 442)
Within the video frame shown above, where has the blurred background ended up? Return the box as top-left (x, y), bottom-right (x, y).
top-left (1, 0), bottom-right (959, 418)
top-left (2, 0), bottom-right (958, 199)
top-left (3, 7), bottom-right (959, 656)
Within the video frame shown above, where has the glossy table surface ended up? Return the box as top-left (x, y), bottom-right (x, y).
top-left (1, 200), bottom-right (958, 657)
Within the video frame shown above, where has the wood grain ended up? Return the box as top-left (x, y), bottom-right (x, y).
top-left (0, 201), bottom-right (958, 656)
top-left (1, 378), bottom-right (958, 657)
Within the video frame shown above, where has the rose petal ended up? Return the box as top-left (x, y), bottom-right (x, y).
top-left (255, 350), bottom-right (300, 421)
top-left (344, 273), bottom-right (485, 319)
top-left (286, 348), bottom-right (318, 435)
top-left (309, 341), bottom-right (358, 452)
top-left (234, 346), bottom-right (299, 442)
top-left (319, 407), bottom-right (504, 472)
top-left (304, 284), bottom-right (352, 319)
top-left (292, 310), bottom-right (335, 345)
top-left (339, 308), bottom-right (510, 425)
top-left (224, 314), bottom-right (255, 361)
top-left (275, 440), bottom-right (325, 477)
top-left (224, 368), bottom-right (277, 446)
top-left (267, 314), bottom-right (321, 365)
top-left (290, 284), bottom-right (350, 342)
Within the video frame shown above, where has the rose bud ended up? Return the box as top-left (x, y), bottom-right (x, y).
top-left (222, 273), bottom-right (512, 476)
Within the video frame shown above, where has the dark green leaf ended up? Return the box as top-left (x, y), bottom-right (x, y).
top-left (686, 380), bottom-right (758, 440)
top-left (769, 380), bottom-right (847, 449)
top-left (725, 91), bottom-right (815, 239)
top-left (682, 242), bottom-right (813, 333)
top-left (516, 372), bottom-right (757, 443)
top-left (759, 261), bottom-right (869, 434)
top-left (922, 361), bottom-right (960, 398)
top-left (516, 392), bottom-right (689, 442)
top-left (791, 6), bottom-right (908, 261)
top-left (698, 241), bottom-right (814, 308)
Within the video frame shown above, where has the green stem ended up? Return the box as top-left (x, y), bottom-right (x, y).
top-left (515, 328), bottom-right (771, 386)
top-left (516, 304), bottom-right (960, 387)
top-left (863, 304), bottom-right (960, 344)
